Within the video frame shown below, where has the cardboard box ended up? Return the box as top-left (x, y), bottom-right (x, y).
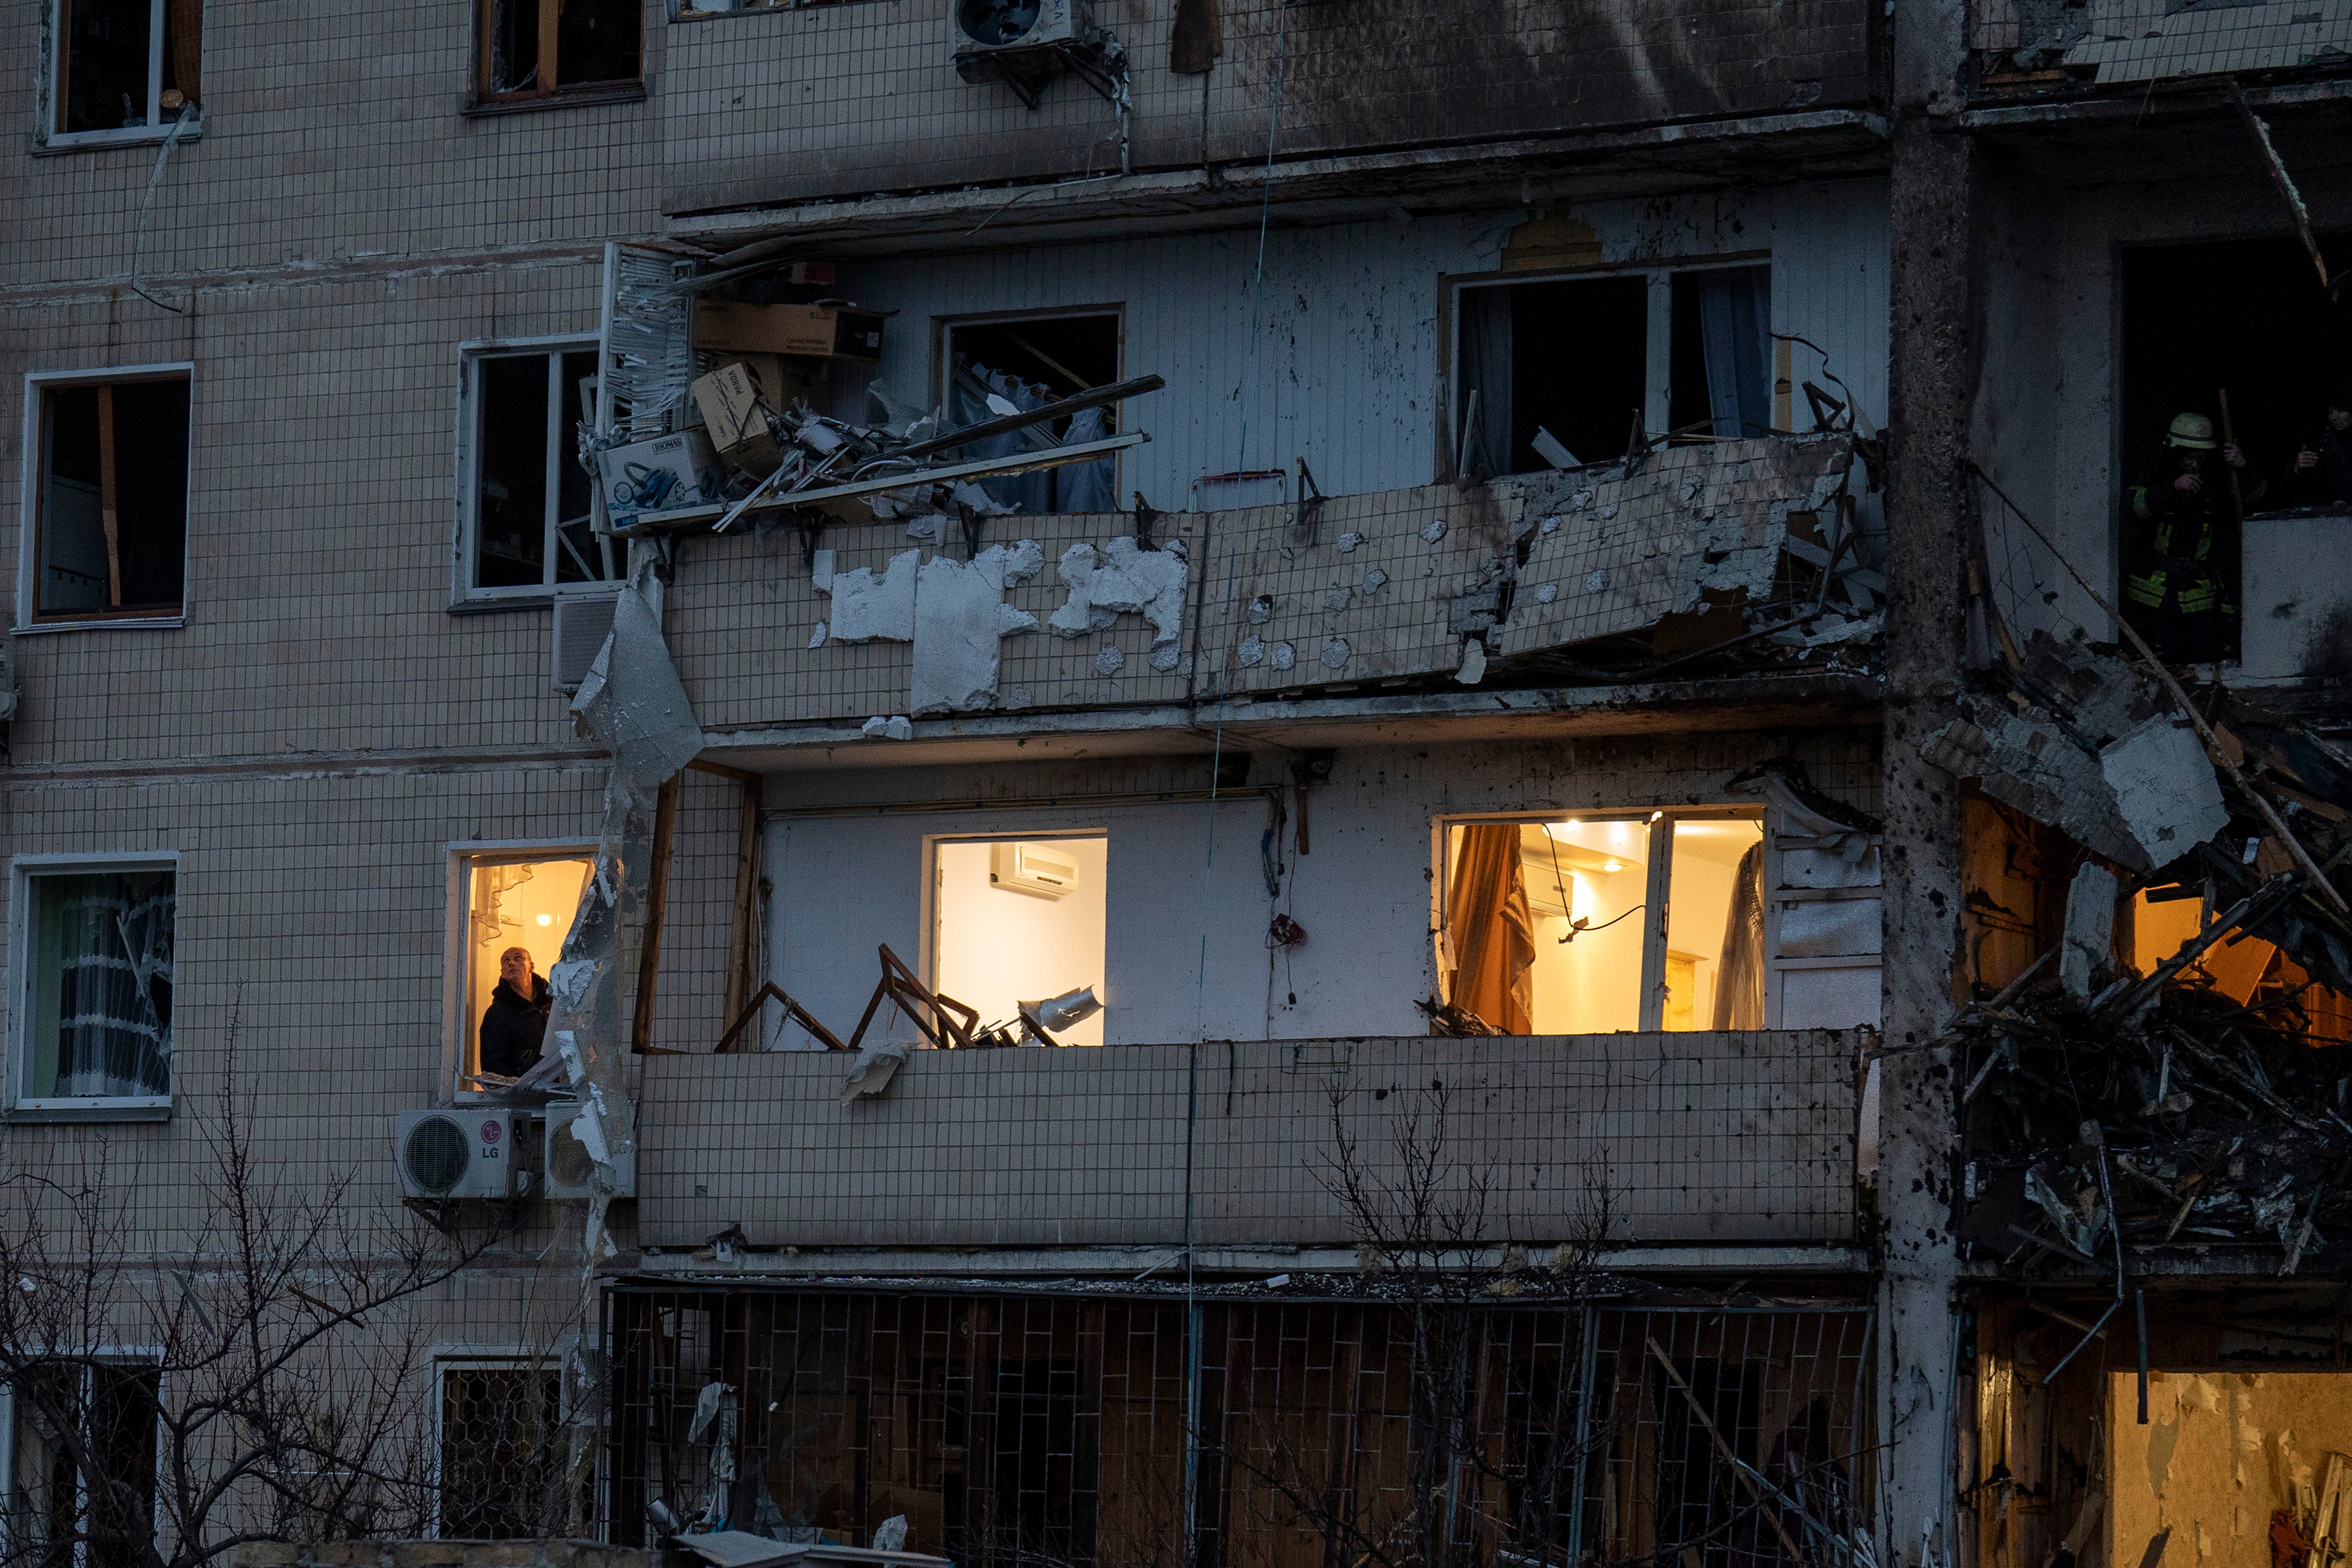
top-left (690, 361), bottom-right (781, 473)
top-left (595, 429), bottom-right (726, 529)
top-left (693, 301), bottom-right (886, 362)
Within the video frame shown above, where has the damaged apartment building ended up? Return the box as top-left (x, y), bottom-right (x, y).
top-left (3, 1), bottom-right (2352, 1568)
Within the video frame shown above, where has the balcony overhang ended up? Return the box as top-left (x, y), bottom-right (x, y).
top-left (665, 109), bottom-right (1892, 259)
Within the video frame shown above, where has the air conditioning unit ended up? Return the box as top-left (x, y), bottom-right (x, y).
top-left (552, 591), bottom-right (622, 694)
top-left (395, 1109), bottom-right (529, 1201)
top-left (954, 0), bottom-right (1088, 48)
top-left (543, 1103), bottom-right (636, 1200)
top-left (990, 840), bottom-right (1081, 900)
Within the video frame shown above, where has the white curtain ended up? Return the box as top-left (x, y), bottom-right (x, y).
top-left (53, 873), bottom-right (174, 1097)
top-left (953, 362), bottom-right (1054, 516)
top-left (1059, 406), bottom-right (1118, 513)
top-left (1697, 265), bottom-right (1773, 438)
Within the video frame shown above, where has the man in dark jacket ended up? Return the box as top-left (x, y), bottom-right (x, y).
top-left (2293, 381), bottom-right (2352, 508)
top-left (479, 945), bottom-right (551, 1078)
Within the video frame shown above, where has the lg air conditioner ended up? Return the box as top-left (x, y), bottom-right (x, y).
top-left (395, 1109), bottom-right (529, 1201)
top-left (954, 0), bottom-right (1089, 48)
top-left (552, 591), bottom-right (622, 694)
top-left (543, 1103), bottom-right (636, 1201)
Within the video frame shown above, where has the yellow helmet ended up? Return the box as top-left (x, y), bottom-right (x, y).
top-left (2167, 412), bottom-right (2218, 449)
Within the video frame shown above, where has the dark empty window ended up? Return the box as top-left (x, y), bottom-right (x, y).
top-left (36, 378), bottom-right (189, 621)
top-left (469, 348), bottom-right (617, 595)
top-left (943, 312), bottom-right (1123, 515)
top-left (5, 1359), bottom-right (161, 1568)
top-left (54, 0), bottom-right (199, 136)
top-left (479, 0), bottom-right (641, 101)
top-left (1454, 262), bottom-right (1771, 480)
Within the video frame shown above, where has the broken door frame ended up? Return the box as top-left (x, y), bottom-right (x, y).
top-left (1432, 806), bottom-right (1767, 1033)
top-left (16, 363), bottom-right (195, 633)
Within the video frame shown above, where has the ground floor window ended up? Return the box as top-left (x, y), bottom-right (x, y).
top-left (2, 1358), bottom-right (160, 1568)
top-left (437, 1360), bottom-right (565, 1539)
top-left (458, 852), bottom-right (592, 1086)
top-left (1439, 811), bottom-right (1765, 1035)
top-left (930, 835), bottom-right (1108, 1046)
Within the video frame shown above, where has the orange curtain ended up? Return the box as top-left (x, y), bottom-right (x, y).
top-left (167, 0), bottom-right (201, 108)
top-left (1446, 824), bottom-right (1535, 1035)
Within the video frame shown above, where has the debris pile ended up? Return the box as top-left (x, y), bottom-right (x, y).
top-left (1937, 627), bottom-right (2352, 1272)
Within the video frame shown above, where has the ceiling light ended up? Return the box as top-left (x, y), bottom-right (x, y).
top-left (536, 913), bottom-right (554, 927)
top-left (1603, 860), bottom-right (1624, 873)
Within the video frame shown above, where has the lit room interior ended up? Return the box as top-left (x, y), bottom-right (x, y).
top-left (933, 836), bottom-right (1109, 1046)
top-left (1444, 815), bottom-right (1766, 1035)
top-left (466, 855), bottom-right (592, 1075)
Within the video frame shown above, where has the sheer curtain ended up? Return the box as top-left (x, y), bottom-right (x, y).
top-left (1711, 842), bottom-right (1766, 1030)
top-left (1058, 405), bottom-right (1118, 513)
top-left (1696, 266), bottom-right (1772, 439)
top-left (1445, 825), bottom-right (1535, 1034)
top-left (1455, 286), bottom-right (1515, 481)
top-left (54, 873), bottom-right (174, 1098)
top-left (953, 362), bottom-right (1054, 516)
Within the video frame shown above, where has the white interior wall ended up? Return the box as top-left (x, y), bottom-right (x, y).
top-left (831, 180), bottom-right (1890, 506)
top-left (933, 837), bottom-right (1109, 1046)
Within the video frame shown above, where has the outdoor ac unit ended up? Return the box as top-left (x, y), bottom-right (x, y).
top-left (552, 591), bottom-right (622, 694)
top-left (395, 1109), bottom-right (528, 1201)
top-left (990, 840), bottom-right (1081, 900)
top-left (543, 1103), bottom-right (636, 1201)
top-left (954, 0), bottom-right (1088, 49)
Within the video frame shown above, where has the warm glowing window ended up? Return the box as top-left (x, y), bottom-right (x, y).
top-left (460, 855), bottom-right (592, 1085)
top-left (931, 836), bottom-right (1108, 1046)
top-left (1439, 811), bottom-right (1765, 1035)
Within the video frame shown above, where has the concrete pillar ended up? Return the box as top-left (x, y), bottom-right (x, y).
top-left (1881, 1), bottom-right (1977, 1564)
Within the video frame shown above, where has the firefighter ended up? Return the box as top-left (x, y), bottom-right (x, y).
top-left (2124, 412), bottom-right (2256, 665)
top-left (2293, 380), bottom-right (2352, 509)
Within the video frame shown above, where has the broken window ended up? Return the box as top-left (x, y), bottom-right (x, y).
top-left (2119, 235), bottom-right (2352, 666)
top-left (463, 347), bottom-right (619, 600)
top-left (3, 1357), bottom-right (161, 1568)
top-left (49, 0), bottom-right (198, 140)
top-left (437, 1360), bottom-right (564, 1539)
top-left (458, 853), bottom-right (592, 1086)
top-left (476, 0), bottom-right (640, 102)
top-left (32, 376), bottom-right (189, 622)
top-left (13, 864), bottom-right (175, 1109)
top-left (931, 836), bottom-right (1108, 1046)
top-left (1439, 811), bottom-right (1765, 1035)
top-left (942, 312), bottom-right (1123, 515)
top-left (1453, 262), bottom-right (1772, 480)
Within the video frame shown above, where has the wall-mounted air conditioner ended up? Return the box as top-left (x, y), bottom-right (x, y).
top-left (990, 840), bottom-right (1081, 900)
top-left (395, 1109), bottom-right (530, 1201)
top-left (954, 0), bottom-right (1088, 49)
top-left (552, 591), bottom-right (622, 694)
top-left (543, 1103), bottom-right (636, 1200)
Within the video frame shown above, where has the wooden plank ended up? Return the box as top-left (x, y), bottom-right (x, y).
top-left (96, 383), bottom-right (121, 608)
top-left (629, 774), bottom-right (679, 1054)
top-left (537, 0), bottom-right (560, 90)
top-left (722, 770), bottom-right (763, 1037)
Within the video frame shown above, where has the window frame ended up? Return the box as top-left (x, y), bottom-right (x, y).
top-left (5, 852), bottom-right (178, 1121)
top-left (1430, 806), bottom-right (1765, 1035)
top-left (0, 1349), bottom-right (165, 1568)
top-left (16, 365), bottom-right (194, 633)
top-left (469, 0), bottom-right (646, 111)
top-left (1438, 255), bottom-right (1781, 483)
top-left (428, 1350), bottom-right (569, 1541)
top-left (932, 305), bottom-right (1128, 515)
top-left (444, 840), bottom-right (596, 1100)
top-left (453, 338), bottom-right (620, 611)
top-left (37, 0), bottom-right (199, 150)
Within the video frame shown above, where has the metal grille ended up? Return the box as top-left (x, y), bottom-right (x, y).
top-left (602, 1289), bottom-right (1873, 1568)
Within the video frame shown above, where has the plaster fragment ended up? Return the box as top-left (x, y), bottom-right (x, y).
top-left (1456, 639), bottom-right (1487, 685)
top-left (810, 548), bottom-right (835, 592)
top-left (1239, 636), bottom-right (1265, 667)
top-left (1005, 685), bottom-right (1033, 708)
top-left (861, 715), bottom-right (914, 740)
top-left (808, 623), bottom-right (827, 649)
top-left (999, 538), bottom-right (1045, 586)
top-left (1095, 645), bottom-right (1126, 677)
top-left (829, 549), bottom-right (920, 642)
top-left (1270, 642), bottom-right (1296, 671)
top-left (2061, 863), bottom-right (2118, 1000)
top-left (998, 604), bottom-right (1038, 635)
top-left (1361, 568), bottom-right (1389, 594)
top-left (1534, 584), bottom-right (1558, 603)
top-left (1320, 638), bottom-right (1351, 670)
top-left (1540, 515), bottom-right (1562, 533)
top-left (1051, 537), bottom-right (1187, 646)
top-left (1322, 585), bottom-right (1352, 612)
top-left (1248, 595), bottom-right (1275, 625)
top-left (1336, 532), bottom-right (1365, 552)
top-left (1422, 518), bottom-right (1449, 544)
top-left (1149, 641), bottom-right (1182, 672)
top-left (2102, 714), bottom-right (2230, 866)
top-left (911, 553), bottom-right (1009, 715)
top-left (1586, 570), bottom-right (1609, 593)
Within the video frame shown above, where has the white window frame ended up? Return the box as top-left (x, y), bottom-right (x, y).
top-left (1444, 255), bottom-right (1780, 478)
top-left (452, 337), bottom-right (618, 610)
top-left (444, 840), bottom-right (596, 1100)
top-left (36, 0), bottom-right (199, 150)
top-left (0, 1348), bottom-right (166, 1568)
top-left (16, 364), bottom-right (195, 634)
top-left (428, 1349), bottom-right (569, 1542)
top-left (1431, 806), bottom-right (1766, 1034)
top-left (6, 853), bottom-right (178, 1118)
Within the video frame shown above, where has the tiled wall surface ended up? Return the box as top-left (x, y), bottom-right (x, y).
top-left (637, 1029), bottom-right (1863, 1250)
top-left (662, 0), bottom-right (1878, 215)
